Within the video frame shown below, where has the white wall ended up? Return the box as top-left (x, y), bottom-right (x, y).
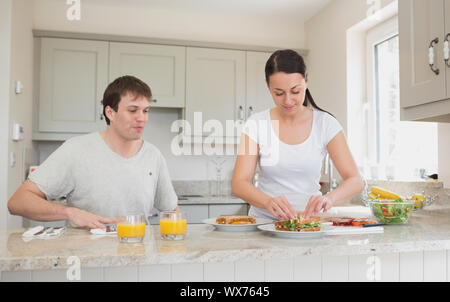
top-left (438, 124), bottom-right (450, 188)
top-left (305, 0), bottom-right (396, 133)
top-left (32, 0), bottom-right (307, 49)
top-left (0, 0), bottom-right (13, 230)
top-left (6, 0), bottom-right (36, 229)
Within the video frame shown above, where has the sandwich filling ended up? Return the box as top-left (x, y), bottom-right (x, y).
top-left (274, 214), bottom-right (322, 232)
top-left (216, 216), bottom-right (256, 225)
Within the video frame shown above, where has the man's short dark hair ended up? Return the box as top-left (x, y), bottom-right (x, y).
top-left (101, 75), bottom-right (152, 125)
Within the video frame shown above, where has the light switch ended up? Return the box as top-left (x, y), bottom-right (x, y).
top-left (15, 81), bottom-right (23, 94)
top-left (10, 152), bottom-right (16, 167)
top-left (12, 123), bottom-right (24, 141)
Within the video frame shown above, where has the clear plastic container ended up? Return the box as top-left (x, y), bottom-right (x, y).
top-left (368, 200), bottom-right (415, 224)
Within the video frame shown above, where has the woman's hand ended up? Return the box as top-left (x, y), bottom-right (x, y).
top-left (303, 195), bottom-right (334, 218)
top-left (65, 207), bottom-right (118, 229)
top-left (264, 195), bottom-right (297, 220)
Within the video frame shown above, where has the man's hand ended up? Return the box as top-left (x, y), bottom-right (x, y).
top-left (65, 207), bottom-right (118, 229)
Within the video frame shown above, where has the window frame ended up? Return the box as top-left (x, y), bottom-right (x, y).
top-left (365, 16), bottom-right (399, 166)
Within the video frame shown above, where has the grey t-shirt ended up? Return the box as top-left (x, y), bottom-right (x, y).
top-left (29, 132), bottom-right (177, 221)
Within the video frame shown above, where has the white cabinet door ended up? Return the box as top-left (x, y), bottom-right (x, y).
top-left (179, 205), bottom-right (209, 224)
top-left (246, 51), bottom-right (274, 117)
top-left (186, 47), bottom-right (246, 137)
top-left (446, 0), bottom-right (450, 98)
top-left (109, 42), bottom-right (186, 108)
top-left (38, 38), bottom-right (108, 133)
top-left (399, 0), bottom-right (446, 108)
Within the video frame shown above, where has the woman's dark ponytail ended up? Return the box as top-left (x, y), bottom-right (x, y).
top-left (266, 50), bottom-right (334, 117)
top-left (305, 88), bottom-right (334, 118)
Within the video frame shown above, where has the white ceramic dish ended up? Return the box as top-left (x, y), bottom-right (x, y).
top-left (257, 223), bottom-right (327, 239)
top-left (203, 217), bottom-right (273, 232)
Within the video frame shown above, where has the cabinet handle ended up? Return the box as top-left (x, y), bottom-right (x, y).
top-left (444, 34), bottom-right (450, 68)
top-left (247, 106), bottom-right (254, 119)
top-left (151, 99), bottom-right (158, 103)
top-left (429, 38), bottom-right (440, 75)
top-left (100, 113), bottom-right (104, 120)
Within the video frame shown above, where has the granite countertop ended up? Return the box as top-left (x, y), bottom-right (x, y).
top-left (1, 206), bottom-right (450, 272)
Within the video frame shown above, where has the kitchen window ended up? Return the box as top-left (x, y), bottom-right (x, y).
top-left (365, 16), bottom-right (438, 181)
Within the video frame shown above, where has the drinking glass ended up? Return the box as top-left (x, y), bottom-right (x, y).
top-left (159, 211), bottom-right (187, 240)
top-left (117, 214), bottom-right (146, 243)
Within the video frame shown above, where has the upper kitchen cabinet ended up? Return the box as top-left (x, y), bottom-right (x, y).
top-left (109, 42), bottom-right (186, 108)
top-left (38, 38), bottom-right (108, 133)
top-left (399, 0), bottom-right (450, 122)
top-left (185, 47), bottom-right (246, 137)
top-left (246, 51), bottom-right (274, 117)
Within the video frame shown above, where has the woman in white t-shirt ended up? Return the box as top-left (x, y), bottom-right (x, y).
top-left (232, 49), bottom-right (364, 220)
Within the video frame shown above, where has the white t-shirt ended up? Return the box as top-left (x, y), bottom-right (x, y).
top-left (29, 132), bottom-right (178, 223)
top-left (242, 109), bottom-right (343, 220)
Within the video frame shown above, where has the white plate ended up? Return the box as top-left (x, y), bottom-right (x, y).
top-left (203, 217), bottom-right (273, 232)
top-left (257, 223), bottom-right (326, 239)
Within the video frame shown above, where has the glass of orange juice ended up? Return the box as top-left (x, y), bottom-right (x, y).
top-left (160, 211), bottom-right (187, 240)
top-left (117, 214), bottom-right (146, 243)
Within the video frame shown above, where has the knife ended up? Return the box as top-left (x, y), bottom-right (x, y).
top-left (363, 223), bottom-right (385, 227)
top-left (34, 227), bottom-right (50, 236)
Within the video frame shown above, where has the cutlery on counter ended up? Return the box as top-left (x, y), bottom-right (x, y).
top-left (105, 224), bottom-right (117, 232)
top-left (362, 223), bottom-right (386, 227)
top-left (22, 226), bottom-right (65, 238)
top-left (90, 224), bottom-right (117, 235)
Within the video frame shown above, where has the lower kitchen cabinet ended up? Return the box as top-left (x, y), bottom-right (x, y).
top-left (3, 250), bottom-right (449, 282)
top-left (179, 205), bottom-right (209, 224)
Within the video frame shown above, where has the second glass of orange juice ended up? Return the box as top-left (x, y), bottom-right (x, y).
top-left (160, 211), bottom-right (187, 240)
top-left (117, 214), bottom-right (146, 243)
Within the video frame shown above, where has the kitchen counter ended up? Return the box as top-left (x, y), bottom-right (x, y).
top-left (2, 185), bottom-right (447, 281)
top-left (1, 208), bottom-right (450, 274)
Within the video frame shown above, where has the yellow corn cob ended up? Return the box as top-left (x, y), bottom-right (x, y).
top-left (370, 186), bottom-right (402, 200)
top-left (368, 192), bottom-right (378, 200)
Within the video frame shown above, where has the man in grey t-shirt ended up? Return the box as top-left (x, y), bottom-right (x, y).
top-left (8, 76), bottom-right (178, 229)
